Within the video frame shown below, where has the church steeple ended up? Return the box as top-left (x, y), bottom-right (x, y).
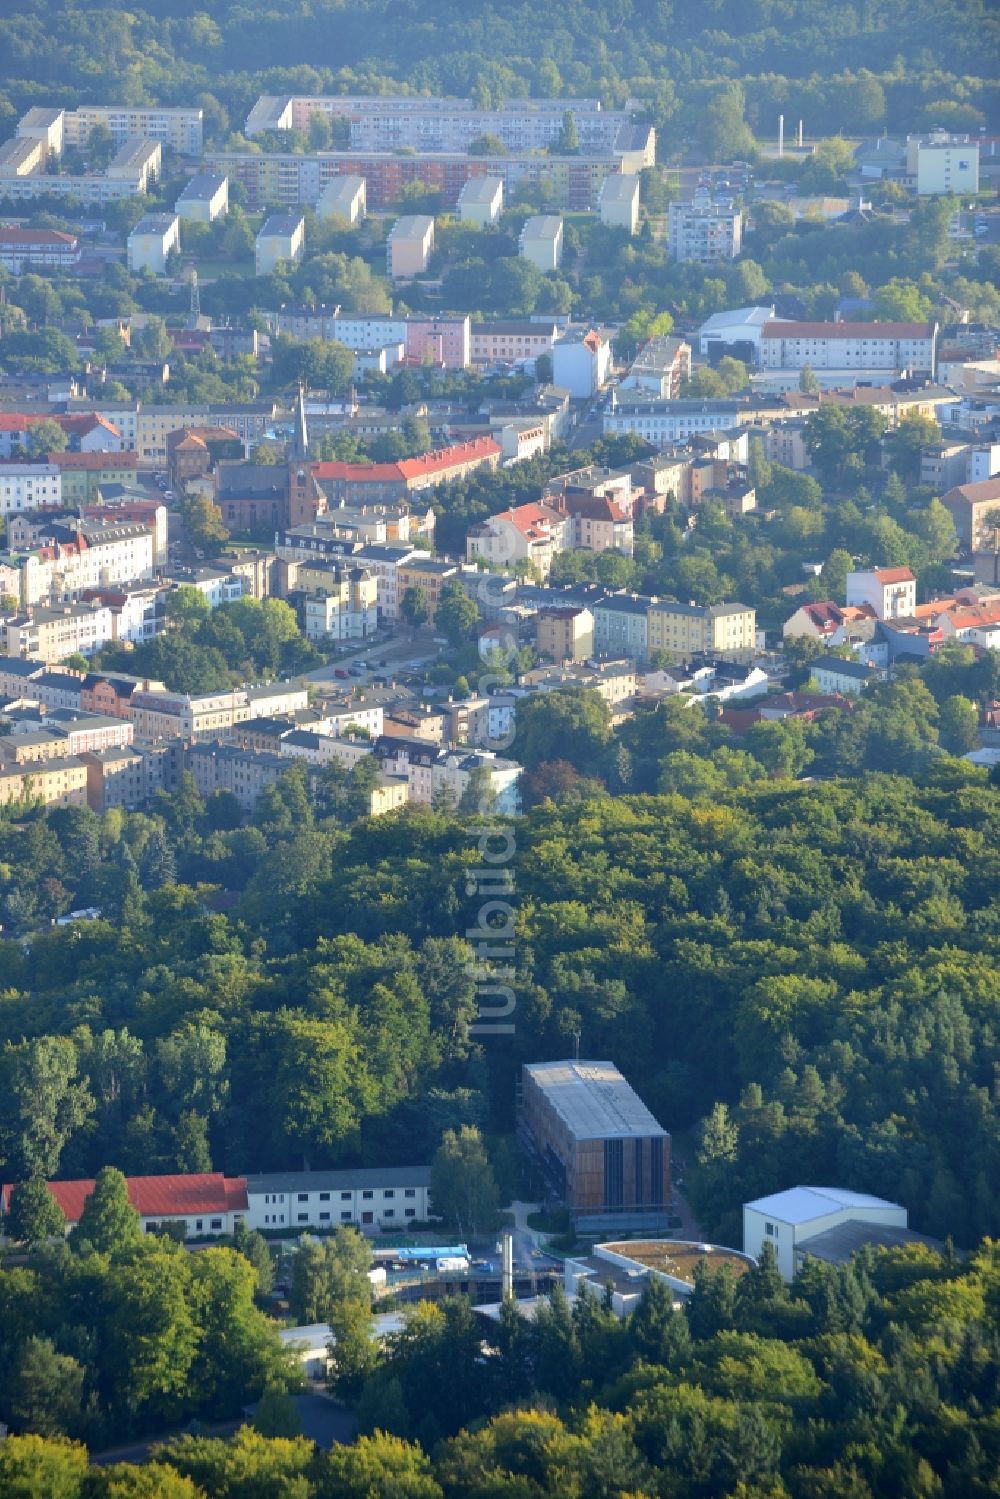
top-left (292, 383), bottom-right (309, 459)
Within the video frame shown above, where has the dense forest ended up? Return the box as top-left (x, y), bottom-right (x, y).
top-left (0, 0), bottom-right (997, 143)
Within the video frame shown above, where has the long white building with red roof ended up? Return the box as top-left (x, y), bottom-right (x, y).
top-left (1, 1173), bottom-right (249, 1239)
top-left (759, 320), bottom-right (937, 379)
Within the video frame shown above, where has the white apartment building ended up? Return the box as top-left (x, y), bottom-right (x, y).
top-left (245, 1167), bottom-right (432, 1233)
top-left (387, 215), bottom-right (435, 278)
top-left (301, 564), bottom-right (378, 641)
top-left (0, 465), bottom-right (62, 518)
top-left (6, 602), bottom-right (116, 661)
top-left (759, 321), bottom-right (938, 378)
top-left (667, 199), bottom-right (742, 262)
top-left (10, 521), bottom-right (155, 607)
top-left (519, 215), bottom-right (563, 272)
top-left (175, 172), bottom-right (229, 222)
top-left (846, 565), bottom-right (916, 620)
top-left (255, 214), bottom-right (305, 276)
top-left (604, 397), bottom-right (753, 446)
top-left (599, 172), bottom-right (640, 234)
top-left (552, 327), bottom-right (613, 398)
top-left (458, 175), bottom-right (504, 226)
top-left (106, 138), bottom-right (161, 193)
top-left (353, 543), bottom-right (418, 620)
top-left (317, 174), bottom-right (367, 223)
top-left (906, 131), bottom-right (979, 196)
top-left (61, 104), bottom-right (204, 155)
top-left (127, 214), bottom-right (181, 275)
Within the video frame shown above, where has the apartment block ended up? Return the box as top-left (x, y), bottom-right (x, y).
top-left (906, 131), bottom-right (979, 195)
top-left (298, 563), bottom-right (378, 640)
top-left (760, 321), bottom-right (938, 378)
top-left (520, 215), bottom-right (563, 271)
top-left (0, 464), bottom-right (62, 518)
top-left (61, 105), bottom-right (204, 155)
top-left (5, 602), bottom-right (116, 661)
top-left (127, 214), bottom-right (181, 275)
top-left (470, 319), bottom-right (559, 367)
top-left (317, 174), bottom-right (366, 222)
top-left (0, 756), bottom-right (88, 809)
top-left (387, 215), bottom-right (435, 278)
top-left (458, 175), bottom-right (504, 225)
top-left (621, 336), bottom-right (692, 399)
top-left (255, 214), bottom-right (305, 276)
top-left (647, 600), bottom-right (757, 658)
top-left (599, 172), bottom-right (640, 234)
top-left (667, 199), bottom-right (742, 262)
top-left (106, 138), bottom-right (161, 193)
top-left (175, 172), bottom-right (229, 222)
top-left (0, 227), bottom-right (80, 273)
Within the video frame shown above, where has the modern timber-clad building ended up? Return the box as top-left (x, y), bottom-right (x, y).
top-left (521, 1059), bottom-right (671, 1230)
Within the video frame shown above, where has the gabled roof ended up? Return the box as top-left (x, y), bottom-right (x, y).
top-left (943, 476), bottom-right (1000, 506)
top-left (0, 1172), bottom-right (248, 1222)
top-left (745, 1185), bottom-right (903, 1225)
top-left (872, 566), bottom-right (915, 584)
top-left (762, 320), bottom-right (936, 339)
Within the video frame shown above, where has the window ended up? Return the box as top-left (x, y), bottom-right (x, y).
top-left (341, 1210), bottom-right (352, 1222)
top-left (297, 1213), bottom-right (308, 1223)
top-left (319, 1211), bottom-right (330, 1222)
top-left (297, 1192), bottom-right (308, 1202)
top-left (765, 1221), bottom-right (776, 1237)
top-left (384, 1209), bottom-right (394, 1218)
top-left (405, 1208), bottom-right (416, 1218)
top-left (210, 1218), bottom-right (222, 1231)
top-left (362, 1211), bottom-right (374, 1225)
top-left (383, 1189), bottom-right (395, 1199)
top-left (319, 1192), bottom-right (330, 1202)
top-left (341, 1191), bottom-right (352, 1201)
top-left (196, 1219), bottom-right (203, 1231)
top-left (362, 1189), bottom-right (374, 1200)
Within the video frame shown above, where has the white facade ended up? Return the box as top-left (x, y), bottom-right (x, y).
top-left (127, 214), bottom-right (181, 275)
top-left (317, 174), bottom-right (367, 223)
top-left (256, 214), bottom-right (305, 276)
top-left (846, 566), bottom-right (916, 620)
top-left (246, 1168), bottom-right (432, 1233)
top-left (668, 200), bottom-right (741, 262)
top-left (599, 173), bottom-right (640, 234)
top-left (61, 104), bottom-right (204, 154)
top-left (0, 465), bottom-right (62, 518)
top-left (519, 215), bottom-right (563, 271)
top-left (387, 215), bottom-right (435, 278)
top-left (552, 329), bottom-right (613, 398)
top-left (760, 321), bottom-right (937, 378)
top-left (175, 172), bottom-right (229, 222)
top-left (743, 1187), bottom-right (908, 1282)
top-left (907, 132), bottom-right (979, 195)
top-left (698, 305), bottom-right (775, 357)
top-left (458, 176), bottom-right (504, 226)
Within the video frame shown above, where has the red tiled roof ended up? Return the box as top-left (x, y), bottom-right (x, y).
top-left (872, 566), bottom-right (914, 584)
top-left (397, 437), bottom-right (500, 479)
top-left (0, 227), bottom-right (78, 248)
top-left (312, 461), bottom-right (405, 482)
top-left (0, 414), bottom-right (33, 433)
top-left (494, 502), bottom-right (564, 537)
top-left (762, 320), bottom-right (935, 339)
top-left (51, 451), bottom-right (137, 470)
top-left (57, 413), bottom-right (120, 438)
top-left (943, 477), bottom-right (1000, 505)
top-left (1, 1172), bottom-right (248, 1222)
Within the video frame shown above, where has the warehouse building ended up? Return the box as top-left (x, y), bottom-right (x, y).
top-left (520, 1059), bottom-right (670, 1230)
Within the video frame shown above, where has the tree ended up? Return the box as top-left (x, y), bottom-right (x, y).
top-left (9, 1338), bottom-right (86, 1438)
top-left (556, 109), bottom-right (579, 154)
top-left (24, 419), bottom-right (68, 460)
top-left (180, 495), bottom-right (230, 556)
top-left (700, 83), bottom-right (754, 161)
top-left (5, 1177), bottom-right (65, 1247)
top-left (435, 581), bottom-right (480, 646)
top-left (165, 586), bottom-right (211, 632)
top-left (320, 1431), bottom-right (443, 1498)
top-left (71, 1166), bottom-right (141, 1254)
top-left (0, 1037), bottom-right (94, 1181)
top-left (938, 695), bottom-right (979, 755)
top-left (252, 1384), bottom-right (301, 1439)
top-left (401, 586), bottom-right (429, 631)
top-left (514, 688), bottom-right (611, 775)
top-left (799, 364), bottom-right (820, 394)
top-left (0, 1434), bottom-right (88, 1498)
top-left (430, 1126), bottom-right (501, 1237)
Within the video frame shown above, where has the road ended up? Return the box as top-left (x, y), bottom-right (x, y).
top-left (297, 630), bottom-right (443, 689)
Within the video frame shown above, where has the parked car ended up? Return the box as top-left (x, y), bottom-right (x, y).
top-left (334, 668), bottom-right (349, 679)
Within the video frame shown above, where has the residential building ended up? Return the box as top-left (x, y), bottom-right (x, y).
top-left (466, 502), bottom-right (567, 579)
top-left (919, 441), bottom-right (971, 491)
top-left (906, 131), bottom-right (979, 195)
top-left (81, 669), bottom-right (167, 721)
top-left (50, 453), bottom-right (140, 504)
top-left (0, 1173), bottom-right (246, 1241)
top-left (387, 215), bottom-right (435, 278)
top-left (621, 336), bottom-right (692, 399)
top-left (5, 602), bottom-right (115, 661)
top-left (81, 745), bottom-right (146, 811)
top-left (521, 657), bottom-right (636, 707)
top-left (0, 135), bottom-right (46, 180)
top-left (552, 327), bottom-right (613, 399)
top-left (647, 600), bottom-right (757, 659)
top-left (0, 756), bottom-right (88, 809)
top-left (470, 319), bottom-right (559, 368)
top-left (559, 489), bottom-right (633, 555)
top-left (667, 199), bottom-right (742, 262)
top-left (0, 464), bottom-right (62, 518)
top-left (941, 476), bottom-right (1000, 549)
top-left (185, 742), bottom-right (301, 811)
top-left (433, 749), bottom-right (521, 814)
top-left (0, 227), bottom-right (80, 273)
top-left (175, 172), bottom-right (229, 222)
top-left (255, 214), bottom-right (305, 276)
top-left (129, 687), bottom-right (246, 741)
top-left (127, 214), bottom-right (180, 275)
top-left (317, 174), bottom-right (366, 223)
top-left (59, 104), bottom-right (203, 154)
top-left (458, 175), bottom-right (503, 225)
top-left (520, 1059), bottom-right (670, 1231)
top-left (395, 556), bottom-right (471, 623)
top-left (599, 172), bottom-right (640, 233)
top-left (812, 658), bottom-right (880, 696)
top-left (744, 1187), bottom-right (910, 1283)
top-left (846, 566), bottom-right (917, 620)
top-left (15, 106), bottom-right (65, 153)
top-left (245, 1167), bottom-right (431, 1233)
top-left (519, 215), bottom-right (563, 271)
top-left (105, 138), bottom-right (161, 193)
top-left (759, 321), bottom-right (938, 379)
top-left (593, 593), bottom-right (653, 660)
top-left (535, 606), bottom-right (595, 662)
top-left (966, 443), bottom-right (1000, 484)
top-left (782, 600), bottom-right (877, 646)
top-left (298, 563), bottom-right (378, 640)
